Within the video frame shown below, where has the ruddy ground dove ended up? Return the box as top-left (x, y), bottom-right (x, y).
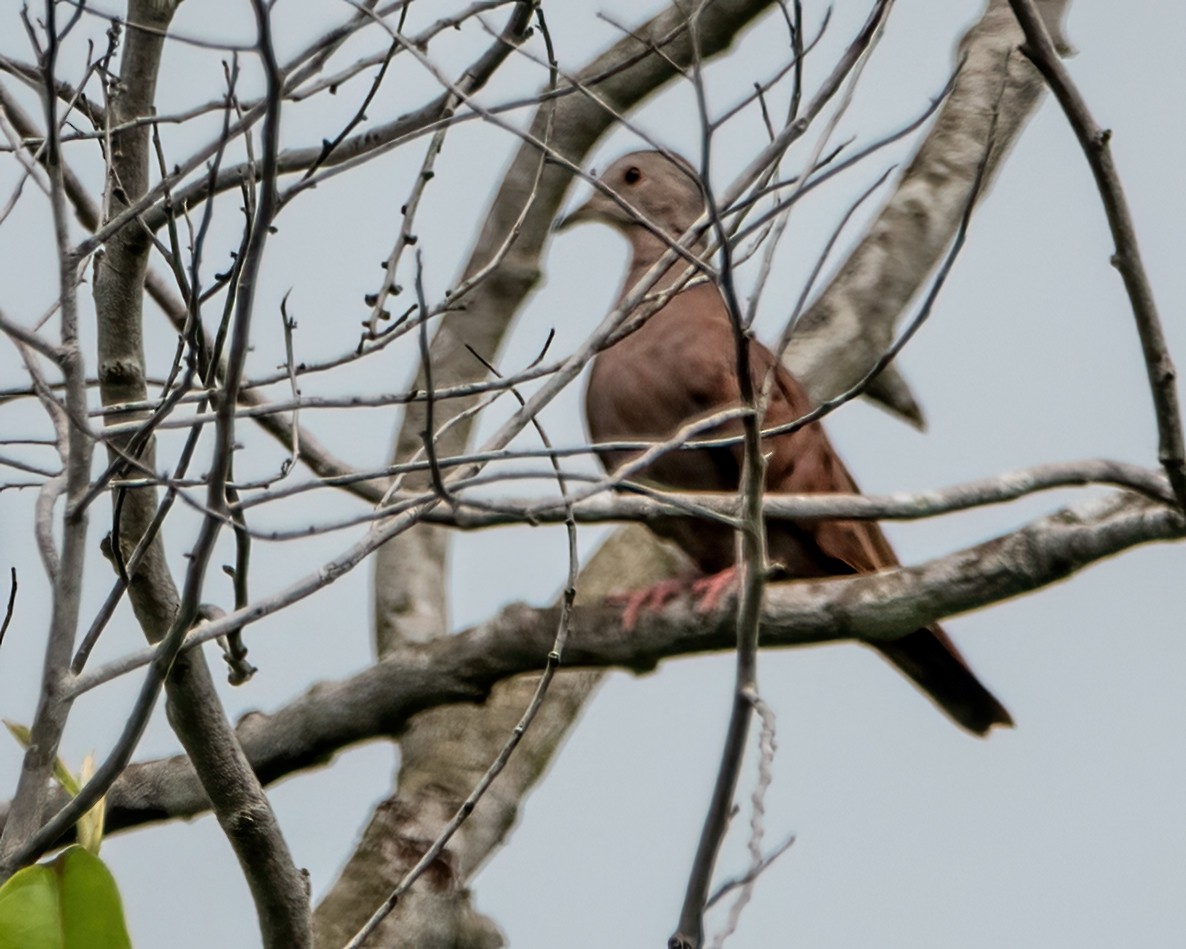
top-left (560, 149), bottom-right (1011, 736)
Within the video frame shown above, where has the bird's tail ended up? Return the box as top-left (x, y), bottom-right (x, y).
top-left (874, 627), bottom-right (1013, 736)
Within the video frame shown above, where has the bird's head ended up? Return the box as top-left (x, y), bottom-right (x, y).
top-left (557, 150), bottom-right (706, 243)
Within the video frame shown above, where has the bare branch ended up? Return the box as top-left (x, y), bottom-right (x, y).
top-left (0, 568), bottom-right (16, 653)
top-left (1006, 0), bottom-right (1186, 509)
top-left (0, 0), bottom-right (96, 870)
top-left (3, 491), bottom-right (1179, 855)
top-left (786, 0), bottom-right (1072, 425)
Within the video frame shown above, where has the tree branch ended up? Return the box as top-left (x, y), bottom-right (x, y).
top-left (0, 0), bottom-right (95, 867)
top-left (786, 0), bottom-right (1071, 426)
top-left (1, 490), bottom-right (1176, 858)
top-left (337, 1), bottom-right (785, 943)
top-left (31, 0), bottom-right (312, 941)
top-left (1006, 0), bottom-right (1186, 509)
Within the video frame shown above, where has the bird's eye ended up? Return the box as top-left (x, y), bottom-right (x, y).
top-left (623, 166), bottom-right (642, 184)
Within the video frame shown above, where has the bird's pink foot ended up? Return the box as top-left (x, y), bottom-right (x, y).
top-left (612, 567), bottom-right (739, 631)
top-left (688, 565), bottom-right (739, 614)
top-left (613, 578), bottom-right (691, 631)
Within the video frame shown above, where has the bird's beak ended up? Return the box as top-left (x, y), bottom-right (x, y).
top-left (554, 198), bottom-right (597, 233)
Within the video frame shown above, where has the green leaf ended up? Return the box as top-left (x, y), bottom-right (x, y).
top-left (0, 846), bottom-right (132, 949)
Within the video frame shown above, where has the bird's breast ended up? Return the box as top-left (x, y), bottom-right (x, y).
top-left (585, 295), bottom-right (744, 492)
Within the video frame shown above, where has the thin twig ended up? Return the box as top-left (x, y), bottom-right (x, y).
top-left (0, 568), bottom-right (16, 653)
top-left (705, 832), bottom-right (796, 911)
top-left (670, 15), bottom-right (772, 942)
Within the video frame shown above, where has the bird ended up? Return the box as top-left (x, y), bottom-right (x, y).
top-left (558, 149), bottom-right (1012, 736)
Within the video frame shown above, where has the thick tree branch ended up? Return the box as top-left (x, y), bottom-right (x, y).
top-left (2, 490), bottom-right (1176, 857)
top-left (54, 0), bottom-right (311, 942)
top-left (329, 2), bottom-right (784, 944)
top-left (786, 0), bottom-right (1071, 426)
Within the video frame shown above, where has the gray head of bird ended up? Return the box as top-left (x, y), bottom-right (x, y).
top-left (557, 150), bottom-right (708, 248)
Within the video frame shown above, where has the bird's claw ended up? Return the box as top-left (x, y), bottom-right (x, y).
top-left (611, 567), bottom-right (739, 631)
top-left (612, 578), bottom-right (691, 631)
top-left (688, 566), bottom-right (739, 615)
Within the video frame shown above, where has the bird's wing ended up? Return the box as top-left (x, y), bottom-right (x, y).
top-left (754, 346), bottom-right (1012, 734)
top-left (741, 342), bottom-right (901, 575)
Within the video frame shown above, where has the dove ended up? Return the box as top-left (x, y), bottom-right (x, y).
top-left (560, 149), bottom-right (1011, 735)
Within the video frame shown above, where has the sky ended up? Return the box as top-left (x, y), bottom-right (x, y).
top-left (1, 1), bottom-right (1184, 947)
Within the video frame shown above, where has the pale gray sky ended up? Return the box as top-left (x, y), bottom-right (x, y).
top-left (1, 2), bottom-right (1183, 947)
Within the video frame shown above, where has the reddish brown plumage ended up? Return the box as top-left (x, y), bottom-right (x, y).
top-left (566, 150), bottom-right (1011, 735)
